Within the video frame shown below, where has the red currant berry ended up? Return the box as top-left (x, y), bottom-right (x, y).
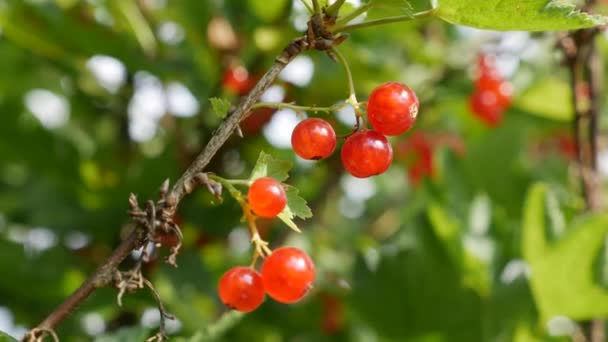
top-left (223, 66), bottom-right (252, 95)
top-left (248, 177), bottom-right (287, 218)
top-left (261, 247), bottom-right (315, 304)
top-left (218, 266), bottom-right (265, 312)
top-left (366, 82), bottom-right (419, 136)
top-left (469, 90), bottom-right (504, 127)
top-left (291, 118), bottom-right (337, 160)
top-left (341, 130), bottom-right (393, 178)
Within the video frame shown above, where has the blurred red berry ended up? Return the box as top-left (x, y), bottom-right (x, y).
top-left (241, 107), bottom-right (275, 135)
top-left (469, 90), bottom-right (504, 127)
top-left (557, 134), bottom-right (577, 161)
top-left (470, 53), bottom-right (513, 127)
top-left (321, 294), bottom-right (344, 334)
top-left (397, 132), bottom-right (434, 185)
top-left (223, 66), bottom-right (253, 95)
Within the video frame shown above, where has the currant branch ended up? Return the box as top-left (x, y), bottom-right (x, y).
top-left (23, 26), bottom-right (313, 342)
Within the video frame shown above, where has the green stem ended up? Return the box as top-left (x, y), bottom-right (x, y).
top-left (325, 0), bottom-right (347, 17)
top-left (332, 47), bottom-right (359, 109)
top-left (334, 3), bottom-right (372, 27)
top-left (117, 0), bottom-right (157, 56)
top-left (332, 9), bottom-right (436, 33)
top-left (251, 102), bottom-right (342, 113)
top-left (312, 0), bottom-right (321, 14)
top-left (298, 0), bottom-right (314, 14)
top-left (208, 175), bottom-right (246, 201)
top-left (225, 179), bottom-right (252, 186)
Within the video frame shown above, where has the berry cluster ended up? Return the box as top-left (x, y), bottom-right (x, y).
top-left (217, 82), bottom-right (419, 312)
top-left (291, 82), bottom-right (419, 178)
top-left (469, 54), bottom-right (513, 127)
top-left (218, 177), bottom-right (315, 312)
top-left (219, 246), bottom-right (315, 312)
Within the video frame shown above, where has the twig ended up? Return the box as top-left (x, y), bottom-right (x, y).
top-left (560, 1), bottom-right (604, 340)
top-left (143, 278), bottom-right (175, 342)
top-left (30, 231), bottom-right (142, 335)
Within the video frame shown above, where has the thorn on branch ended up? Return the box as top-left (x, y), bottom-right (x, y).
top-left (235, 125), bottom-right (244, 138)
top-left (159, 179), bottom-right (170, 198)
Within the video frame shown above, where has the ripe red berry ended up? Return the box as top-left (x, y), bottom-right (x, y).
top-left (218, 266), bottom-right (265, 312)
top-left (261, 247), bottom-right (315, 304)
top-left (248, 177), bottom-right (287, 218)
top-left (291, 118), bottom-right (337, 160)
top-left (341, 130), bottom-right (393, 178)
top-left (366, 82), bottom-right (419, 136)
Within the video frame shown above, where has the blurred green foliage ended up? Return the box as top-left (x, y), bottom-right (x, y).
top-left (1, 0), bottom-right (608, 341)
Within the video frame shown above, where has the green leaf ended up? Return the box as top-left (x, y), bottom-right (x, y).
top-left (515, 76), bottom-right (573, 122)
top-left (523, 183), bottom-right (608, 323)
top-left (427, 202), bottom-right (492, 296)
top-left (368, 0), bottom-right (413, 19)
top-left (209, 97), bottom-right (232, 119)
top-left (277, 186), bottom-right (312, 233)
top-left (249, 151), bottom-right (292, 182)
top-left (0, 332), bottom-right (18, 342)
top-left (435, 0), bottom-right (608, 31)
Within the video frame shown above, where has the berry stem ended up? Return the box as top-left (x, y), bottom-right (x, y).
top-left (331, 9), bottom-right (436, 33)
top-left (252, 101), bottom-right (345, 114)
top-left (209, 175), bottom-right (272, 258)
top-left (332, 47), bottom-right (364, 122)
top-left (224, 179), bottom-right (252, 187)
